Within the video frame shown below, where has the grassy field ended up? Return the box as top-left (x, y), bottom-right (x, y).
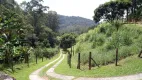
top-left (55, 54), bottom-right (142, 77)
top-left (4, 53), bottom-right (60, 80)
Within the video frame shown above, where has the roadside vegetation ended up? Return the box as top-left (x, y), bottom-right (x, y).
top-left (0, 0), bottom-right (60, 79)
top-left (55, 54), bottom-right (142, 77)
top-left (56, 0), bottom-right (142, 78)
top-left (8, 53), bottom-right (59, 80)
top-left (74, 23), bottom-right (142, 66)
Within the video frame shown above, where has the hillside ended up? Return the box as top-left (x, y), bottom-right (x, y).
top-left (74, 23), bottom-right (142, 66)
top-left (58, 15), bottom-right (96, 34)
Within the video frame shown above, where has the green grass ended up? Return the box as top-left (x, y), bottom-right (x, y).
top-left (55, 54), bottom-right (142, 78)
top-left (4, 53), bottom-right (60, 80)
top-left (74, 23), bottom-right (142, 66)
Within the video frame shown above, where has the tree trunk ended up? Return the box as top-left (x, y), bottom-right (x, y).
top-left (42, 57), bottom-right (43, 62)
top-left (24, 53), bottom-right (29, 67)
top-left (71, 46), bottom-right (72, 55)
top-left (36, 54), bottom-right (38, 64)
top-left (126, 8), bottom-right (128, 23)
top-left (4, 49), bottom-right (9, 65)
top-left (24, 54), bottom-right (28, 63)
top-left (11, 53), bottom-right (14, 72)
top-left (27, 54), bottom-right (29, 67)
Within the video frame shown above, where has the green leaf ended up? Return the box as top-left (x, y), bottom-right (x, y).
top-left (0, 38), bottom-right (4, 43)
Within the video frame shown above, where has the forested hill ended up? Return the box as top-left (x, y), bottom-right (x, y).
top-left (58, 15), bottom-right (96, 34)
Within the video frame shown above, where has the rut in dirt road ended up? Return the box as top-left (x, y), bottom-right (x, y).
top-left (29, 52), bottom-right (62, 80)
top-left (46, 51), bottom-right (75, 80)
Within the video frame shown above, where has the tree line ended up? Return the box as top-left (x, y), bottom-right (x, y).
top-left (0, 0), bottom-right (60, 71)
top-left (93, 0), bottom-right (142, 23)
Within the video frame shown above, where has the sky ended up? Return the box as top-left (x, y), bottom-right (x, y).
top-left (15, 0), bottom-right (110, 20)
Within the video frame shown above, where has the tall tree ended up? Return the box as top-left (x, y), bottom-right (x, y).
top-left (0, 6), bottom-right (24, 71)
top-left (20, 0), bottom-right (49, 64)
top-left (46, 11), bottom-right (59, 32)
top-left (93, 1), bottom-right (131, 23)
top-left (21, 0), bottom-right (49, 36)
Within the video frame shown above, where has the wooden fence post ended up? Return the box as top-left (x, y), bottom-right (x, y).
top-left (67, 53), bottom-right (72, 68)
top-left (115, 48), bottom-right (118, 66)
top-left (77, 53), bottom-right (80, 69)
top-left (89, 52), bottom-right (91, 70)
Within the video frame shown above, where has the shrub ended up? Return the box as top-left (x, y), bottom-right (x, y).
top-left (43, 48), bottom-right (58, 59)
top-left (119, 30), bottom-right (132, 46)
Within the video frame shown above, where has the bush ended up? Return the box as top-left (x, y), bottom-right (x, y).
top-left (91, 34), bottom-right (105, 48)
top-left (119, 30), bottom-right (132, 46)
top-left (135, 35), bottom-right (142, 48)
top-left (43, 48), bottom-right (58, 59)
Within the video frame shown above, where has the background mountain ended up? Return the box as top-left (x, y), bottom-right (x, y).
top-left (58, 15), bottom-right (96, 34)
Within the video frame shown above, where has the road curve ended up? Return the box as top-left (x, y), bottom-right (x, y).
top-left (29, 51), bottom-right (62, 80)
top-left (46, 51), bottom-right (75, 80)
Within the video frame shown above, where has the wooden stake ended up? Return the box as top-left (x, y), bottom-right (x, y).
top-left (77, 53), bottom-right (80, 69)
top-left (116, 48), bottom-right (118, 66)
top-left (89, 52), bottom-right (91, 70)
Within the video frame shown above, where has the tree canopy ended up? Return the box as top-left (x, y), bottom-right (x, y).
top-left (60, 33), bottom-right (76, 50)
top-left (93, 1), bottom-right (131, 23)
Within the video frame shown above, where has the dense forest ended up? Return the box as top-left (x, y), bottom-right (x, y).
top-left (58, 15), bottom-right (96, 34)
top-left (0, 0), bottom-right (59, 74)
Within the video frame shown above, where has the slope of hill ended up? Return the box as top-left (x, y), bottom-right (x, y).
top-left (58, 15), bottom-right (96, 34)
top-left (74, 23), bottom-right (142, 66)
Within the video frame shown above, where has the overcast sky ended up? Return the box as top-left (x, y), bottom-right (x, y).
top-left (15, 0), bottom-right (110, 20)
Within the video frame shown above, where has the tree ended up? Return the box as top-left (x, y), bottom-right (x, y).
top-left (60, 33), bottom-right (76, 51)
top-left (46, 11), bottom-right (59, 32)
top-left (93, 1), bottom-right (131, 23)
top-left (0, 6), bottom-right (24, 71)
top-left (60, 33), bottom-right (76, 68)
top-left (20, 0), bottom-right (49, 64)
top-left (0, 0), bottom-right (18, 9)
top-left (21, 0), bottom-right (49, 36)
top-left (116, 0), bottom-right (142, 22)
